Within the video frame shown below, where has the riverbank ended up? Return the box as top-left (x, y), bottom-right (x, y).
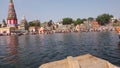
top-left (0, 28), bottom-right (116, 36)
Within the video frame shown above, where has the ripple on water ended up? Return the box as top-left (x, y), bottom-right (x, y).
top-left (0, 32), bottom-right (120, 68)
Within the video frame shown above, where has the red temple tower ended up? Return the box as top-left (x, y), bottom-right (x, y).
top-left (7, 0), bottom-right (17, 28)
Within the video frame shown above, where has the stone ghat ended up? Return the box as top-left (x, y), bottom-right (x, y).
top-left (39, 54), bottom-right (119, 68)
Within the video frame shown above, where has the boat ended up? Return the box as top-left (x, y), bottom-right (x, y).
top-left (39, 54), bottom-right (119, 68)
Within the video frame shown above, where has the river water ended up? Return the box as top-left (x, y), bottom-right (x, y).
top-left (0, 31), bottom-right (120, 68)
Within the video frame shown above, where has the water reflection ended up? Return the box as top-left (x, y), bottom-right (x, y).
top-left (7, 36), bottom-right (18, 64)
top-left (7, 36), bottom-right (18, 55)
top-left (40, 35), bottom-right (45, 46)
top-left (0, 36), bottom-right (19, 68)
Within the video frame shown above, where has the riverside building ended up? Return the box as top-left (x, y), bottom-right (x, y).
top-left (0, 0), bottom-right (18, 35)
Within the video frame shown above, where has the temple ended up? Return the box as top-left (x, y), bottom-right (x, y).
top-left (1, 19), bottom-right (7, 27)
top-left (7, 0), bottom-right (18, 28)
top-left (0, 0), bottom-right (17, 35)
top-left (19, 16), bottom-right (29, 30)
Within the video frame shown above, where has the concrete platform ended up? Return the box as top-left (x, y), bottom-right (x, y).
top-left (39, 54), bottom-right (119, 68)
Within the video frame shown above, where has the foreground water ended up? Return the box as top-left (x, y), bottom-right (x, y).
top-left (0, 31), bottom-right (120, 68)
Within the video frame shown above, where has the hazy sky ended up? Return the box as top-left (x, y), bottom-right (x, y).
top-left (0, 0), bottom-right (120, 23)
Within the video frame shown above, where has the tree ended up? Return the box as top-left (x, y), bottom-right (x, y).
top-left (114, 19), bottom-right (118, 23)
top-left (62, 17), bottom-right (73, 25)
top-left (48, 20), bottom-right (53, 27)
top-left (88, 17), bottom-right (94, 21)
top-left (33, 20), bottom-right (41, 26)
top-left (29, 20), bottom-right (41, 27)
top-left (96, 14), bottom-right (113, 25)
top-left (74, 18), bottom-right (83, 26)
top-left (29, 21), bottom-right (34, 26)
top-left (82, 18), bottom-right (87, 21)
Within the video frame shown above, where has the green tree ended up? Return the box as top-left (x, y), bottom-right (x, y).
top-left (29, 21), bottom-right (34, 26)
top-left (96, 14), bottom-right (113, 25)
top-left (114, 19), bottom-right (118, 23)
top-left (29, 20), bottom-right (41, 27)
top-left (74, 18), bottom-right (83, 26)
top-left (48, 20), bottom-right (53, 27)
top-left (62, 17), bottom-right (73, 25)
top-left (88, 17), bottom-right (94, 21)
top-left (82, 18), bottom-right (87, 21)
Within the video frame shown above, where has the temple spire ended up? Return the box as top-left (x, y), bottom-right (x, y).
top-left (10, 0), bottom-right (13, 3)
top-left (22, 16), bottom-right (26, 20)
top-left (7, 0), bottom-right (17, 19)
top-left (7, 0), bottom-right (18, 28)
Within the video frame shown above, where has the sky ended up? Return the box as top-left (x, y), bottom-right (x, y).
top-left (0, 0), bottom-right (120, 23)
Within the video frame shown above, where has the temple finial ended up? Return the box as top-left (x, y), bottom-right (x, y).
top-left (22, 15), bottom-right (26, 20)
top-left (10, 0), bottom-right (13, 3)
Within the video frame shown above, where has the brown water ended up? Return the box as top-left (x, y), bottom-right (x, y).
top-left (0, 31), bottom-right (120, 68)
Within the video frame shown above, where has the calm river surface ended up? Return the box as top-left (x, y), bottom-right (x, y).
top-left (0, 31), bottom-right (120, 68)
